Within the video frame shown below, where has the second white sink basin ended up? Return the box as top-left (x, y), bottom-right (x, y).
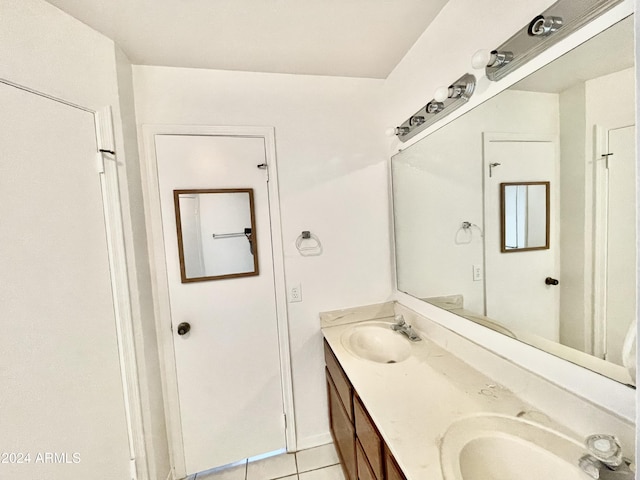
top-left (341, 321), bottom-right (412, 364)
top-left (440, 414), bottom-right (588, 480)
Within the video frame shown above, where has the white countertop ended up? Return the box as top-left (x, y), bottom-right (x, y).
top-left (322, 317), bottom-right (554, 480)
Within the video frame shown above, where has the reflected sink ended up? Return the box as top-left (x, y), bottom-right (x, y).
top-left (341, 321), bottom-right (412, 364)
top-left (440, 414), bottom-right (588, 480)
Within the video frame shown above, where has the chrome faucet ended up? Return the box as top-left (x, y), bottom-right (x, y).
top-left (579, 435), bottom-right (634, 480)
top-left (390, 315), bottom-right (422, 342)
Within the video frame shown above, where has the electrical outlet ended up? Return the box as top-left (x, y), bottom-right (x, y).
top-left (473, 264), bottom-right (483, 281)
top-left (289, 283), bottom-right (302, 303)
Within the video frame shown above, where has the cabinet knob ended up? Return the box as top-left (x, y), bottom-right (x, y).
top-left (545, 277), bottom-right (559, 286)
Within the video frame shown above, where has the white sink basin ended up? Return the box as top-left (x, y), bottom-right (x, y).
top-left (440, 414), bottom-right (588, 480)
top-left (341, 321), bottom-right (412, 364)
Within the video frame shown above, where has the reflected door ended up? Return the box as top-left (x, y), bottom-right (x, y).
top-left (604, 125), bottom-right (636, 364)
top-left (154, 135), bottom-right (285, 475)
top-left (483, 133), bottom-right (559, 340)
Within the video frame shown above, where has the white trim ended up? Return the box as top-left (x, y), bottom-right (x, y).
top-left (95, 107), bottom-right (149, 480)
top-left (139, 124), bottom-right (296, 478)
top-left (592, 125), bottom-right (609, 358)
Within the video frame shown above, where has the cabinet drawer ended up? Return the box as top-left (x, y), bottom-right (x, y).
top-left (324, 340), bottom-right (353, 420)
top-left (385, 448), bottom-right (406, 480)
top-left (327, 370), bottom-right (357, 480)
top-left (356, 439), bottom-right (376, 480)
top-left (354, 395), bottom-right (383, 480)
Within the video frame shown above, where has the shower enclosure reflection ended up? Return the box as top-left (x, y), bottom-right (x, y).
top-left (174, 189), bottom-right (259, 282)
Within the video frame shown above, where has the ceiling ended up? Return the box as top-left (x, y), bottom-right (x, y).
top-left (44, 0), bottom-right (449, 79)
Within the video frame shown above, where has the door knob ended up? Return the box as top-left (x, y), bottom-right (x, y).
top-left (545, 277), bottom-right (559, 286)
top-left (177, 322), bottom-right (191, 335)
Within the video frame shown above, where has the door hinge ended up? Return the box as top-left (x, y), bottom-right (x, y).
top-left (283, 413), bottom-right (287, 430)
top-left (130, 457), bottom-right (138, 480)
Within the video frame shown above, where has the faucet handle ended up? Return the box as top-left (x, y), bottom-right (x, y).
top-left (586, 434), bottom-right (623, 468)
top-left (394, 314), bottom-right (406, 326)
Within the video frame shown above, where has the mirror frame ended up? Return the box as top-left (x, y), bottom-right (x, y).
top-left (500, 181), bottom-right (550, 253)
top-left (173, 188), bottom-right (259, 283)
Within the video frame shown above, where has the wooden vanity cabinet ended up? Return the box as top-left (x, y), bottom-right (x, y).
top-left (325, 340), bottom-right (357, 480)
top-left (354, 394), bottom-right (384, 479)
top-left (324, 340), bottom-right (408, 480)
top-left (384, 446), bottom-right (407, 480)
top-left (327, 370), bottom-right (357, 480)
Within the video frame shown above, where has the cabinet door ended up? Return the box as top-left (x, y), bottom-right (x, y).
top-left (327, 370), bottom-right (357, 480)
top-left (385, 448), bottom-right (407, 480)
top-left (324, 340), bottom-right (353, 420)
top-left (356, 439), bottom-right (376, 480)
top-left (354, 395), bottom-right (383, 480)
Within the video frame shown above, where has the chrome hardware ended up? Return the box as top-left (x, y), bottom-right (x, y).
top-left (528, 15), bottom-right (563, 37)
top-left (395, 73), bottom-right (476, 142)
top-left (409, 116), bottom-right (425, 127)
top-left (390, 315), bottom-right (422, 342)
top-left (426, 101), bottom-right (445, 114)
top-left (579, 435), bottom-right (634, 480)
top-left (487, 50), bottom-right (514, 67)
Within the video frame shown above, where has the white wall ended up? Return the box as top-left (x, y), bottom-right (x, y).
top-left (1, 2), bottom-right (168, 478)
top-left (558, 82), bottom-right (587, 350)
top-left (132, 66), bottom-right (393, 448)
top-left (383, 0), bottom-right (636, 422)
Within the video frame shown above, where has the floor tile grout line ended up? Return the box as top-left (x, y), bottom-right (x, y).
top-left (297, 462), bottom-right (340, 475)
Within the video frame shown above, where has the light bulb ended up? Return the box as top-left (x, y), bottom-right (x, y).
top-left (433, 86), bottom-right (450, 103)
top-left (471, 49), bottom-right (491, 69)
top-left (384, 127), bottom-right (397, 137)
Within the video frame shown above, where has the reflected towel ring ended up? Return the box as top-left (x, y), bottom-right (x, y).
top-left (296, 231), bottom-right (323, 256)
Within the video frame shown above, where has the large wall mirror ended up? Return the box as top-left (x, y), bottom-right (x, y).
top-left (174, 188), bottom-right (259, 283)
top-left (392, 15), bottom-right (636, 386)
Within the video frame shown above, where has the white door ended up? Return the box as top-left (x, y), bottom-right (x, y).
top-left (483, 133), bottom-right (560, 340)
top-left (0, 84), bottom-right (130, 478)
top-left (603, 125), bottom-right (636, 364)
top-left (153, 134), bottom-right (285, 475)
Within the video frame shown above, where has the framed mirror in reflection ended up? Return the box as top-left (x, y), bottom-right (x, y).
top-left (174, 188), bottom-right (259, 283)
top-left (501, 182), bottom-right (550, 252)
top-left (392, 15), bottom-right (636, 386)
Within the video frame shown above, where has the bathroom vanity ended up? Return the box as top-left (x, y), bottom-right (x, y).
top-left (321, 302), bottom-right (635, 480)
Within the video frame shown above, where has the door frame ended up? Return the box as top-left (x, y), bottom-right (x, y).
top-left (592, 124), bottom-right (635, 359)
top-left (0, 79), bottom-right (147, 479)
top-left (140, 125), bottom-right (296, 478)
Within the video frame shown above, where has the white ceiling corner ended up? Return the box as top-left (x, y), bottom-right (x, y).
top-left (44, 0), bottom-right (451, 78)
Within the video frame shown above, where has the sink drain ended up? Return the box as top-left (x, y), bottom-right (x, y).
top-left (386, 360), bottom-right (397, 364)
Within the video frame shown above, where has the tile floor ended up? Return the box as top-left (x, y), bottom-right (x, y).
top-left (191, 443), bottom-right (344, 480)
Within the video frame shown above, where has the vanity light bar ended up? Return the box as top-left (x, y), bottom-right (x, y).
top-left (395, 73), bottom-right (476, 143)
top-left (484, 0), bottom-right (623, 81)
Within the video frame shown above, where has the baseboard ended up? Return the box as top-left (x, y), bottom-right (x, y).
top-left (295, 432), bottom-right (333, 452)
